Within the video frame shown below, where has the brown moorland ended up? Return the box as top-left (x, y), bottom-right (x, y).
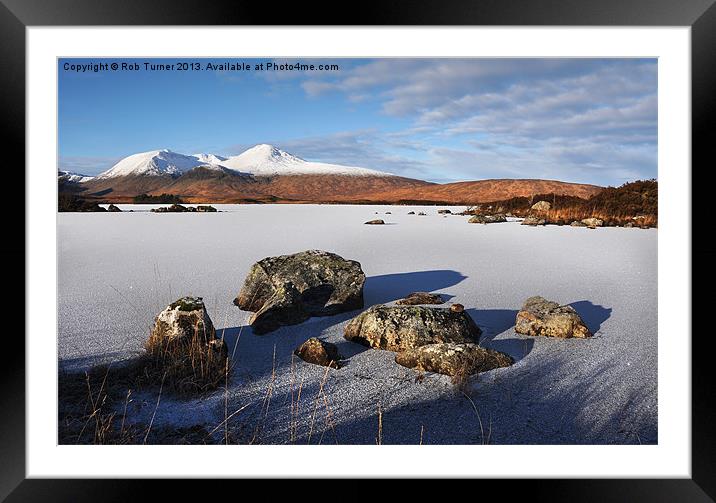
top-left (465, 179), bottom-right (657, 227)
top-left (347, 178), bottom-right (603, 205)
top-left (69, 172), bottom-right (601, 206)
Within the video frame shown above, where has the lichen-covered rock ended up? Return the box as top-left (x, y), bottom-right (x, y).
top-left (396, 292), bottom-right (445, 305)
top-left (521, 215), bottom-right (546, 226)
top-left (395, 343), bottom-right (512, 376)
top-left (344, 305), bottom-right (481, 351)
top-left (450, 303), bottom-right (464, 313)
top-left (570, 220), bottom-right (587, 227)
top-left (364, 219), bottom-right (385, 225)
top-left (531, 200), bottom-right (551, 212)
top-left (149, 296), bottom-right (216, 344)
top-left (515, 296), bottom-right (592, 338)
top-left (294, 337), bottom-right (341, 368)
top-left (107, 204), bottom-right (122, 212)
top-left (248, 282), bottom-right (311, 335)
top-left (235, 250), bottom-right (365, 334)
top-left (468, 214), bottom-right (507, 224)
top-left (581, 217), bottom-right (603, 228)
top-left (146, 297), bottom-right (228, 393)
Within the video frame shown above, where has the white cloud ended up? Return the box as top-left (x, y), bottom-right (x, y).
top-left (234, 59), bottom-right (658, 185)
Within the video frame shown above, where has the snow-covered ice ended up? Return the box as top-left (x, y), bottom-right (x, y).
top-left (57, 205), bottom-right (657, 444)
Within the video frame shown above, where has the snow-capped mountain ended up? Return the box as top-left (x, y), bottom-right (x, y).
top-left (95, 144), bottom-right (393, 179)
top-left (192, 153), bottom-right (228, 165)
top-left (58, 171), bottom-right (94, 183)
top-left (75, 144), bottom-right (431, 202)
top-left (221, 144), bottom-right (391, 177)
top-left (95, 149), bottom-right (214, 179)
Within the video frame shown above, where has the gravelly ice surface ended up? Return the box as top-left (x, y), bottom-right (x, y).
top-left (58, 204), bottom-right (657, 444)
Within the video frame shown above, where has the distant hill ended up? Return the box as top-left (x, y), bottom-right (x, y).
top-left (345, 178), bottom-right (603, 205)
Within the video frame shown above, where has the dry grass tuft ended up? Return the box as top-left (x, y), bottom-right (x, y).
top-left (59, 323), bottom-right (231, 444)
top-left (450, 360), bottom-right (476, 392)
top-left (144, 328), bottom-right (229, 396)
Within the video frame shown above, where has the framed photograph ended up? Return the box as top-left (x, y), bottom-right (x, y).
top-left (9, 0), bottom-right (714, 498)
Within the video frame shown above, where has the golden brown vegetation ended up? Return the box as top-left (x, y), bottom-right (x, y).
top-left (467, 179), bottom-right (658, 227)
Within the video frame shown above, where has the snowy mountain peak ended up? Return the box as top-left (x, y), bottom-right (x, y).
top-left (221, 144), bottom-right (390, 177)
top-left (238, 144), bottom-right (304, 164)
top-left (192, 153), bottom-right (228, 165)
top-left (58, 170), bottom-right (94, 183)
top-left (96, 149), bottom-right (212, 179)
top-left (93, 144), bottom-right (394, 179)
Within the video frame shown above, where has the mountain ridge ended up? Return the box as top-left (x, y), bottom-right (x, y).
top-left (61, 144), bottom-right (605, 204)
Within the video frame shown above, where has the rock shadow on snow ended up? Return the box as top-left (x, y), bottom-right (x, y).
top-left (569, 300), bottom-right (612, 335)
top-left (323, 356), bottom-right (656, 445)
top-left (364, 270), bottom-right (466, 305)
top-left (467, 308), bottom-right (533, 362)
top-left (217, 309), bottom-right (369, 381)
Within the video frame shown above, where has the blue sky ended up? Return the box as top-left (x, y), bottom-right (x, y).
top-left (59, 58), bottom-right (657, 184)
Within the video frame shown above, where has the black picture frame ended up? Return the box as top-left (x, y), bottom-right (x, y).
top-left (6, 0), bottom-right (714, 499)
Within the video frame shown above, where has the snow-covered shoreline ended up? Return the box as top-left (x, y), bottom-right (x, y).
top-left (58, 204), bottom-right (657, 444)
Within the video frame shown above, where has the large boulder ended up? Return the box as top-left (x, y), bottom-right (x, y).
top-left (146, 297), bottom-right (228, 392)
top-left (294, 337), bottom-right (342, 368)
top-left (395, 343), bottom-right (512, 376)
top-left (515, 296), bottom-right (592, 338)
top-left (149, 296), bottom-right (217, 344)
top-left (531, 200), bottom-right (551, 212)
top-left (570, 220), bottom-right (587, 227)
top-left (468, 214), bottom-right (507, 224)
top-left (246, 282), bottom-right (311, 335)
top-left (107, 204), bottom-right (122, 212)
top-left (344, 305), bottom-right (481, 351)
top-left (364, 219), bottom-right (385, 225)
top-left (396, 292), bottom-right (445, 305)
top-left (235, 250), bottom-right (365, 334)
top-left (521, 215), bottom-right (546, 226)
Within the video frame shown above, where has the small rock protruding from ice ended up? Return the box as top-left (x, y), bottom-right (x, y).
top-left (515, 296), bottom-right (592, 339)
top-left (396, 292), bottom-right (445, 305)
top-left (294, 338), bottom-right (342, 369)
top-left (395, 342), bottom-right (512, 377)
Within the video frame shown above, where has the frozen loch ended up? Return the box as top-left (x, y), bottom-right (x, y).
top-left (58, 204), bottom-right (657, 444)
